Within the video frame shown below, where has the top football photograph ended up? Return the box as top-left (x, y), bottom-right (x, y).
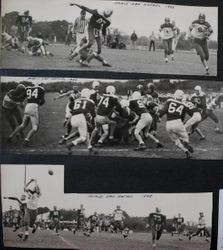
top-left (1, 0), bottom-right (218, 76)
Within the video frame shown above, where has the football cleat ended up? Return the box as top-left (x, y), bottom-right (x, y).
top-left (102, 61), bottom-right (112, 67)
top-left (95, 142), bottom-right (104, 147)
top-left (205, 67), bottom-right (210, 75)
top-left (80, 61), bottom-right (89, 67)
top-left (134, 143), bottom-right (146, 151)
top-left (23, 139), bottom-right (30, 147)
top-left (156, 142), bottom-right (164, 148)
top-left (185, 151), bottom-right (192, 159)
top-left (66, 142), bottom-right (74, 155)
top-left (181, 140), bottom-right (194, 153)
top-left (23, 235), bottom-right (29, 241)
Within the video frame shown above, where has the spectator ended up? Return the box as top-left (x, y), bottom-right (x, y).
top-left (149, 31), bottom-right (156, 51)
top-left (130, 30), bottom-right (138, 50)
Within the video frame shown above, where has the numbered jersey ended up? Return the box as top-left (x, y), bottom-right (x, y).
top-left (97, 95), bottom-right (121, 116)
top-left (113, 209), bottom-right (124, 221)
top-left (161, 98), bottom-right (187, 121)
top-left (173, 217), bottom-right (184, 226)
top-left (160, 23), bottom-right (175, 40)
top-left (191, 94), bottom-right (207, 111)
top-left (149, 213), bottom-right (166, 230)
top-left (129, 99), bottom-right (148, 116)
top-left (50, 210), bottom-right (60, 220)
top-left (70, 98), bottom-right (95, 117)
top-left (190, 20), bottom-right (212, 40)
top-left (89, 215), bottom-right (99, 223)
top-left (183, 101), bottom-right (199, 117)
top-left (89, 10), bottom-right (111, 30)
top-left (17, 15), bottom-right (32, 27)
top-left (26, 86), bottom-right (45, 105)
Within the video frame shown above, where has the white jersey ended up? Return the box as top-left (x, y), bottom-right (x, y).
top-left (198, 217), bottom-right (206, 229)
top-left (27, 193), bottom-right (41, 210)
top-left (113, 209), bottom-right (124, 221)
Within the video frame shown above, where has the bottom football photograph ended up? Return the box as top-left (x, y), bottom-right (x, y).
top-left (1, 164), bottom-right (212, 250)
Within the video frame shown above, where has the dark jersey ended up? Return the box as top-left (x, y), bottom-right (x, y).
top-left (129, 99), bottom-right (148, 116)
top-left (90, 91), bottom-right (101, 106)
top-left (77, 209), bottom-right (85, 218)
top-left (97, 95), bottom-right (122, 116)
top-left (26, 86), bottom-right (45, 105)
top-left (160, 98), bottom-right (188, 121)
top-left (160, 23), bottom-right (175, 39)
top-left (50, 210), bottom-right (60, 220)
top-left (77, 5), bottom-right (110, 34)
top-left (191, 94), bottom-right (207, 111)
top-left (89, 215), bottom-right (99, 223)
top-left (146, 101), bottom-right (159, 115)
top-left (70, 98), bottom-right (96, 118)
top-left (183, 101), bottom-right (200, 117)
top-left (7, 89), bottom-right (26, 103)
top-left (173, 217), bottom-right (184, 226)
top-left (148, 213), bottom-right (166, 230)
top-left (16, 15), bottom-right (32, 27)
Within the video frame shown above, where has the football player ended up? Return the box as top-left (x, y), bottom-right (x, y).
top-left (4, 194), bottom-right (29, 241)
top-left (1, 32), bottom-right (20, 50)
top-left (66, 88), bottom-right (96, 154)
top-left (2, 84), bottom-right (26, 136)
top-left (54, 86), bottom-right (81, 143)
top-left (16, 10), bottom-right (32, 43)
top-left (129, 91), bottom-right (153, 151)
top-left (8, 83), bottom-right (45, 146)
top-left (77, 204), bottom-right (86, 231)
top-left (159, 17), bottom-right (176, 63)
top-left (189, 13), bottom-right (213, 75)
top-left (147, 208), bottom-right (166, 248)
top-left (85, 212), bottom-right (99, 236)
top-left (27, 36), bottom-right (53, 56)
top-left (112, 205), bottom-right (127, 237)
top-left (89, 80), bottom-right (101, 105)
top-left (189, 212), bottom-right (210, 242)
top-left (172, 214), bottom-right (184, 241)
top-left (90, 85), bottom-right (123, 147)
top-left (159, 90), bottom-right (194, 159)
top-left (70, 3), bottom-right (112, 66)
top-left (24, 179), bottom-right (41, 234)
top-left (49, 206), bottom-right (61, 235)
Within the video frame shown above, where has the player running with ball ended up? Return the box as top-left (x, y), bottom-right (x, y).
top-left (189, 13), bottom-right (213, 75)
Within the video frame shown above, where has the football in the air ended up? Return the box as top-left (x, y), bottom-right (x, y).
top-left (48, 169), bottom-right (54, 175)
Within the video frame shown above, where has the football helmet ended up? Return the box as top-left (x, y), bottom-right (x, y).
top-left (131, 91), bottom-right (141, 100)
top-left (199, 13), bottom-right (206, 22)
top-left (106, 85), bottom-right (116, 95)
top-left (174, 90), bottom-right (184, 101)
top-left (103, 8), bottom-right (113, 18)
top-left (92, 80), bottom-right (100, 90)
top-left (81, 88), bottom-right (90, 98)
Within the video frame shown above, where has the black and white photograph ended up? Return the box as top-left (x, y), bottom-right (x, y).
top-left (1, 164), bottom-right (213, 250)
top-left (1, 76), bottom-right (223, 159)
top-left (218, 189), bottom-right (223, 250)
top-left (1, 0), bottom-right (218, 76)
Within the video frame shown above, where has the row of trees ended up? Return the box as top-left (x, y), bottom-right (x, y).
top-left (1, 80), bottom-right (222, 95)
top-left (2, 12), bottom-right (218, 49)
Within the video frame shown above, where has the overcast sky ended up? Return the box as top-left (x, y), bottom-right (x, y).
top-left (1, 165), bottom-right (212, 226)
top-left (2, 0), bottom-right (218, 40)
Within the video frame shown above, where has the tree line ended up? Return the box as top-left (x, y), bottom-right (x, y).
top-left (2, 12), bottom-right (217, 49)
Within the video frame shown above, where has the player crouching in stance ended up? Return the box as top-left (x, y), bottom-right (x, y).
top-left (26, 36), bottom-right (53, 56)
top-left (70, 3), bottom-right (112, 67)
top-left (90, 85), bottom-right (123, 147)
top-left (147, 208), bottom-right (166, 248)
top-left (4, 194), bottom-right (30, 241)
top-left (189, 13), bottom-right (213, 75)
top-left (129, 91), bottom-right (153, 151)
top-left (8, 83), bottom-right (45, 146)
top-left (189, 212), bottom-right (210, 242)
top-left (159, 90), bottom-right (194, 159)
top-left (66, 88), bottom-right (96, 154)
top-left (24, 179), bottom-right (41, 235)
top-left (159, 17), bottom-right (176, 63)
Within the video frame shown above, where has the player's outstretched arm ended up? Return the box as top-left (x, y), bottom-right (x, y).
top-left (69, 3), bottom-right (97, 16)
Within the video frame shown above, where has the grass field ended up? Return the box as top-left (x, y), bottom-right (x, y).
top-left (3, 227), bottom-right (211, 250)
top-left (1, 92), bottom-right (223, 159)
top-left (1, 45), bottom-right (217, 76)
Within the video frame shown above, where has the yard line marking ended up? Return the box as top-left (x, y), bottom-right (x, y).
top-left (58, 234), bottom-right (79, 249)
